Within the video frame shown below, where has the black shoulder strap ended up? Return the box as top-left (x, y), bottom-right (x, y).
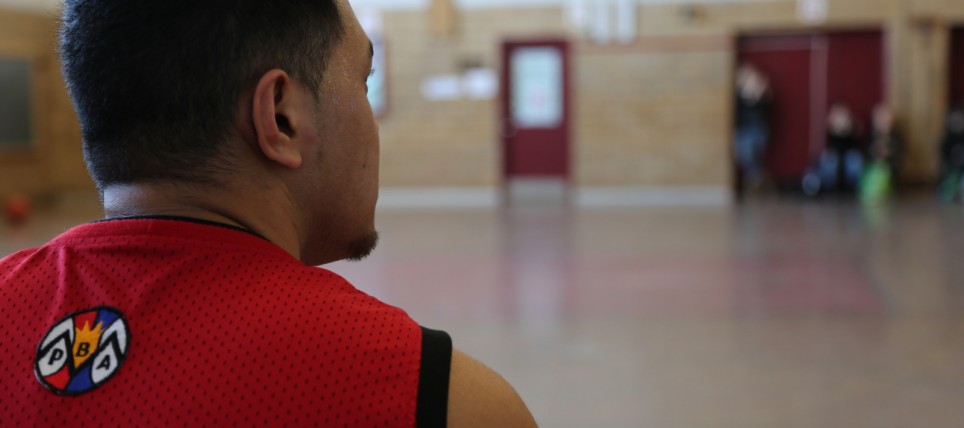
top-left (416, 327), bottom-right (453, 428)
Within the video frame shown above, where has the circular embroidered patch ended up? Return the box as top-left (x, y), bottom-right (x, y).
top-left (35, 307), bottom-right (131, 396)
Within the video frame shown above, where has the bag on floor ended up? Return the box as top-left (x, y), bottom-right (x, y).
top-left (859, 161), bottom-right (891, 203)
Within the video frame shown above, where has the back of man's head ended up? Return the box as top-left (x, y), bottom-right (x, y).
top-left (59, 0), bottom-right (344, 189)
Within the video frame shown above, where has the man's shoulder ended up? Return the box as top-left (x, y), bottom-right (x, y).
top-left (222, 260), bottom-right (416, 328)
top-left (291, 267), bottom-right (414, 323)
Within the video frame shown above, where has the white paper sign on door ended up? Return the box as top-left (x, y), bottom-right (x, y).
top-left (511, 47), bottom-right (563, 128)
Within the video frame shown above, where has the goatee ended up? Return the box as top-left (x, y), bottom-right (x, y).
top-left (346, 230), bottom-right (379, 262)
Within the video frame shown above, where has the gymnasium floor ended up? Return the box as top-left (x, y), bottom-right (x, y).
top-left (4, 193), bottom-right (964, 427)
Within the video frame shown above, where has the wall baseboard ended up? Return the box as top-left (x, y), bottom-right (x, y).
top-left (574, 186), bottom-right (731, 207)
top-left (377, 186), bottom-right (732, 208)
top-left (377, 187), bottom-right (501, 209)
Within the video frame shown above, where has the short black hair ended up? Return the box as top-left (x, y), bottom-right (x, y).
top-left (59, 0), bottom-right (344, 188)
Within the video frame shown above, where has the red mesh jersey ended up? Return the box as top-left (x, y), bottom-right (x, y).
top-left (0, 218), bottom-right (439, 427)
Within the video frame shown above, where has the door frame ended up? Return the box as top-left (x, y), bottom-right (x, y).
top-left (499, 39), bottom-right (573, 184)
top-left (735, 27), bottom-right (888, 187)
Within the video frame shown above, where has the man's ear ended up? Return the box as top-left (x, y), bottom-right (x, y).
top-left (252, 69), bottom-right (303, 169)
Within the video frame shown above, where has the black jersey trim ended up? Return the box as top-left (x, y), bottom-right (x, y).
top-left (96, 215), bottom-right (269, 241)
top-left (416, 327), bottom-right (452, 428)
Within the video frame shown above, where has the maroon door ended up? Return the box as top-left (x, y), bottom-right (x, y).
top-left (501, 41), bottom-right (571, 178)
top-left (826, 31), bottom-right (886, 134)
top-left (950, 27), bottom-right (964, 106)
top-left (738, 30), bottom-right (885, 183)
top-left (739, 35), bottom-right (816, 183)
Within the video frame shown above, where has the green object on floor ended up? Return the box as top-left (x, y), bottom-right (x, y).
top-left (860, 161), bottom-right (892, 203)
top-left (939, 170), bottom-right (961, 202)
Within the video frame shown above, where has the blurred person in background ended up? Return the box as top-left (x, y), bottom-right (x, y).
top-left (859, 104), bottom-right (902, 202)
top-left (866, 104), bottom-right (902, 172)
top-left (734, 63), bottom-right (773, 199)
top-left (939, 107), bottom-right (964, 202)
top-left (803, 103), bottom-right (863, 196)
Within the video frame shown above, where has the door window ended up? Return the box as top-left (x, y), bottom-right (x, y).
top-left (510, 47), bottom-right (563, 128)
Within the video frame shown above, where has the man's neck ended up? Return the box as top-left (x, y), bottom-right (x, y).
top-left (101, 183), bottom-right (303, 261)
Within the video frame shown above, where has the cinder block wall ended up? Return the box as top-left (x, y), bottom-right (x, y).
top-left (379, 7), bottom-right (734, 190)
top-left (374, 0), bottom-right (964, 188)
top-left (573, 39), bottom-right (732, 187)
top-left (4, 0), bottom-right (964, 199)
top-left (377, 8), bottom-right (568, 188)
top-left (0, 9), bottom-right (88, 199)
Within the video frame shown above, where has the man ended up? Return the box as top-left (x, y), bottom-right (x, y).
top-left (823, 102), bottom-right (863, 192)
top-left (733, 63), bottom-right (772, 198)
top-left (0, 1), bottom-right (536, 427)
top-left (940, 107), bottom-right (964, 201)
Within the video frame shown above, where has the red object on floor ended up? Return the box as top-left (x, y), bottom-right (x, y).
top-left (4, 194), bottom-right (30, 225)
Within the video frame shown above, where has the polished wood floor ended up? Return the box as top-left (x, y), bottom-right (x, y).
top-left (4, 193), bottom-right (964, 427)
